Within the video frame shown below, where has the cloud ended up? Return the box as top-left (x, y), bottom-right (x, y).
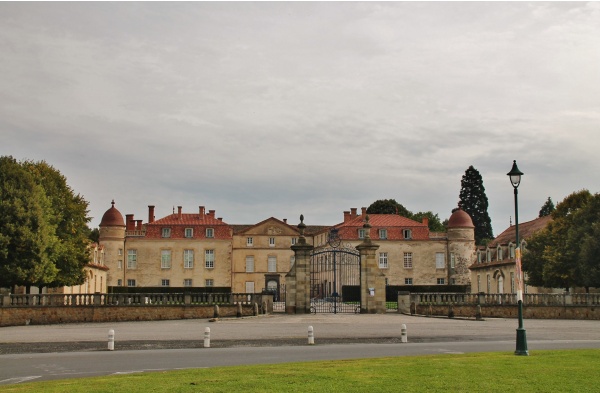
top-left (1, 2), bottom-right (599, 235)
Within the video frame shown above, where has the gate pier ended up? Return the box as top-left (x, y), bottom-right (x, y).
top-left (357, 216), bottom-right (385, 314)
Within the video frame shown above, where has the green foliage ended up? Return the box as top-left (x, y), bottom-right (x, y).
top-left (87, 227), bottom-right (100, 243)
top-left (458, 165), bottom-right (493, 244)
top-left (411, 211), bottom-right (445, 232)
top-left (539, 197), bottom-right (555, 217)
top-left (9, 350), bottom-right (600, 393)
top-left (523, 190), bottom-right (600, 291)
top-left (366, 199), bottom-right (410, 216)
top-left (0, 156), bottom-right (91, 290)
top-left (367, 200), bottom-right (446, 231)
top-left (0, 156), bottom-right (58, 290)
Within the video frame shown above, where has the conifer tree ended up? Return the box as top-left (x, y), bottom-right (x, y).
top-left (538, 197), bottom-right (555, 217)
top-left (458, 165), bottom-right (493, 244)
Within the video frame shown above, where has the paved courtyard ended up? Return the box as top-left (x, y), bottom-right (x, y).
top-left (1, 313), bottom-right (599, 354)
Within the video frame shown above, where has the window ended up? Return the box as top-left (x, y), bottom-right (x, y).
top-left (450, 253), bottom-right (455, 269)
top-left (118, 260), bottom-right (123, 269)
top-left (161, 250), bottom-right (172, 269)
top-left (477, 251), bottom-right (482, 263)
top-left (185, 228), bottom-right (193, 238)
top-left (403, 252), bottom-right (413, 268)
top-left (487, 274), bottom-right (491, 293)
top-left (118, 249), bottom-right (123, 256)
top-left (358, 229), bottom-right (366, 239)
top-left (246, 256), bottom-right (254, 272)
top-left (161, 279), bottom-right (170, 287)
top-left (205, 249), bottom-right (214, 269)
top-left (497, 246), bottom-right (503, 261)
top-left (435, 252), bottom-right (445, 269)
top-left (405, 278), bottom-right (413, 285)
top-left (127, 249), bottom-right (137, 269)
top-left (268, 237), bottom-right (275, 247)
top-left (451, 278), bottom-right (456, 285)
top-left (379, 229), bottom-right (387, 239)
top-left (184, 249), bottom-right (194, 269)
top-left (437, 278), bottom-right (445, 285)
top-left (291, 238), bottom-right (297, 245)
top-left (162, 228), bottom-right (171, 238)
top-left (127, 279), bottom-right (136, 287)
top-left (245, 281), bottom-right (255, 293)
top-left (247, 237), bottom-right (253, 247)
top-left (268, 256), bottom-right (277, 272)
top-left (379, 252), bottom-right (388, 268)
top-left (117, 279), bottom-right (122, 286)
top-left (477, 274), bottom-right (481, 292)
top-left (509, 243), bottom-right (515, 259)
top-left (205, 279), bottom-right (214, 287)
top-left (206, 228), bottom-right (214, 238)
top-left (486, 249), bottom-right (491, 262)
top-left (184, 279), bottom-right (192, 287)
top-left (403, 229), bottom-right (412, 239)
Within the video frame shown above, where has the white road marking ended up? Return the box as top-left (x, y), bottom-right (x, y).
top-left (0, 376), bottom-right (42, 384)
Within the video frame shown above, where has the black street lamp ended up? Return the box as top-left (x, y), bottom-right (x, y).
top-left (507, 160), bottom-right (528, 356)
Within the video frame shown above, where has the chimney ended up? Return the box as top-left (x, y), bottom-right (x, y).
top-left (126, 214), bottom-right (134, 231)
top-left (422, 217), bottom-right (429, 227)
top-left (350, 208), bottom-right (357, 218)
top-left (177, 206), bottom-right (182, 219)
top-left (209, 210), bottom-right (215, 217)
top-left (344, 211), bottom-right (350, 222)
top-left (136, 220), bottom-right (143, 230)
top-left (218, 217), bottom-right (223, 222)
top-left (283, 218), bottom-right (287, 224)
top-left (361, 207), bottom-right (367, 217)
top-left (148, 206), bottom-right (155, 223)
top-left (199, 206), bottom-right (205, 217)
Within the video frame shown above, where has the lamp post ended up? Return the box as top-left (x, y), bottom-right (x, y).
top-left (508, 160), bottom-right (528, 356)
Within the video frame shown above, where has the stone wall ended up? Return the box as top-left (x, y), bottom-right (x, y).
top-left (0, 304), bottom-right (260, 327)
top-left (411, 303), bottom-right (600, 320)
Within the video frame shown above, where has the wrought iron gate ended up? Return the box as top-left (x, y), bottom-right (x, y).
top-left (310, 239), bottom-right (361, 314)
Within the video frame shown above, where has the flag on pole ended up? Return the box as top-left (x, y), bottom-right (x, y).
top-left (515, 247), bottom-right (523, 302)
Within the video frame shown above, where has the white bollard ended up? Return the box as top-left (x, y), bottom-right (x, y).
top-left (308, 325), bottom-right (315, 345)
top-left (204, 327), bottom-right (211, 348)
top-left (108, 329), bottom-right (115, 351)
top-left (401, 324), bottom-right (408, 343)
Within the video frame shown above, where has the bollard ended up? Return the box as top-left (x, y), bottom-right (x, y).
top-left (108, 329), bottom-right (115, 351)
top-left (204, 327), bottom-right (211, 348)
top-left (308, 325), bottom-right (315, 345)
top-left (401, 324), bottom-right (408, 343)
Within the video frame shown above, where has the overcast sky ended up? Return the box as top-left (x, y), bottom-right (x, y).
top-left (1, 2), bottom-right (599, 235)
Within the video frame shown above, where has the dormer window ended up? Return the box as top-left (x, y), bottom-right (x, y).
top-left (358, 229), bottom-right (366, 239)
top-left (162, 228), bottom-right (171, 238)
top-left (185, 228), bottom-right (193, 238)
top-left (509, 243), bottom-right (516, 259)
top-left (486, 248), bottom-right (492, 262)
top-left (497, 246), bottom-right (503, 261)
top-left (403, 229), bottom-right (412, 239)
top-left (206, 228), bottom-right (214, 238)
top-left (379, 229), bottom-right (388, 239)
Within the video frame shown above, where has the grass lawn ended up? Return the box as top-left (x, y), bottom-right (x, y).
top-left (3, 350), bottom-right (599, 393)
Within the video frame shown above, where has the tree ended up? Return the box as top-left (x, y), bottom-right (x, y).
top-left (367, 199), bottom-right (411, 217)
top-left (411, 211), bottom-right (446, 232)
top-left (88, 227), bottom-right (100, 243)
top-left (522, 190), bottom-right (599, 292)
top-left (0, 156), bottom-right (58, 292)
top-left (22, 160), bottom-right (91, 289)
top-left (458, 166), bottom-right (493, 244)
top-left (538, 197), bottom-right (555, 217)
top-left (366, 199), bottom-right (446, 232)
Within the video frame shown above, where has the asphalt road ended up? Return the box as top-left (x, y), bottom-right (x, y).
top-left (1, 314), bottom-right (600, 385)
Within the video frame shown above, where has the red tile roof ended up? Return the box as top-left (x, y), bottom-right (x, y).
top-left (487, 215), bottom-right (552, 247)
top-left (150, 213), bottom-right (227, 226)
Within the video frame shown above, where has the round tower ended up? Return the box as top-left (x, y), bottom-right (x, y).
top-left (99, 200), bottom-right (126, 288)
top-left (447, 209), bottom-right (476, 286)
